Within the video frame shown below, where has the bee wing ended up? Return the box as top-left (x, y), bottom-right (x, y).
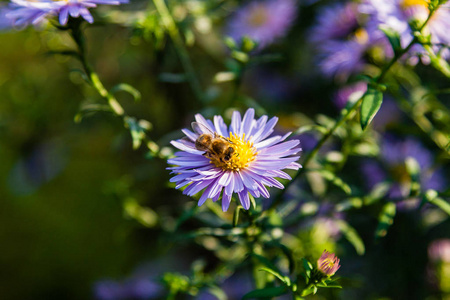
top-left (181, 137), bottom-right (195, 145)
top-left (191, 122), bottom-right (214, 135)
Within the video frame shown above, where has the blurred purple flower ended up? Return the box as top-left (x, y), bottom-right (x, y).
top-left (94, 278), bottom-right (162, 300)
top-left (94, 280), bottom-right (128, 300)
top-left (360, 159), bottom-right (387, 190)
top-left (360, 136), bottom-right (446, 201)
top-left (2, 2), bottom-right (54, 28)
top-left (0, 6), bottom-right (13, 29)
top-left (429, 239), bottom-right (450, 264)
top-left (317, 250), bottom-right (341, 276)
top-left (226, 0), bottom-right (297, 50)
top-left (168, 108), bottom-right (301, 211)
top-left (3, 0), bottom-right (127, 28)
top-left (309, 2), bottom-right (379, 81)
top-left (319, 40), bottom-right (367, 80)
top-left (310, 2), bottom-right (360, 43)
top-left (360, 0), bottom-right (450, 61)
top-left (55, 0), bottom-right (128, 25)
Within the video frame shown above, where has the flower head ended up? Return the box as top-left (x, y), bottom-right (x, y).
top-left (226, 0), bottom-right (297, 50)
top-left (168, 108), bottom-right (301, 211)
top-left (310, 2), bottom-right (360, 44)
top-left (360, 0), bottom-right (450, 61)
top-left (3, 0), bottom-right (127, 28)
top-left (55, 0), bottom-right (128, 26)
top-left (309, 2), bottom-right (379, 81)
top-left (2, 1), bottom-right (54, 28)
top-left (317, 250), bottom-right (341, 276)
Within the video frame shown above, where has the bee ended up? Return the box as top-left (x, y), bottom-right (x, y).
top-left (191, 122), bottom-right (235, 163)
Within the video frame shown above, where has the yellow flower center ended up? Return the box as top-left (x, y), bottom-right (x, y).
top-left (354, 28), bottom-right (369, 44)
top-left (210, 133), bottom-right (257, 172)
top-left (322, 258), bottom-right (336, 268)
top-left (247, 5), bottom-right (269, 27)
top-left (401, 0), bottom-right (428, 9)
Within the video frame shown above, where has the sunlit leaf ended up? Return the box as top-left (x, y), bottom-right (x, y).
top-left (251, 254), bottom-right (282, 275)
top-left (360, 87), bottom-right (383, 130)
top-left (425, 190), bottom-right (450, 216)
top-left (335, 220), bottom-right (365, 255)
top-left (380, 26), bottom-right (401, 54)
top-left (110, 83), bottom-right (142, 102)
top-left (259, 267), bottom-right (288, 285)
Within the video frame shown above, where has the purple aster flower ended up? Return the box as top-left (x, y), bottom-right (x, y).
top-left (55, 0), bottom-right (128, 26)
top-left (3, 1), bottom-right (55, 28)
top-left (317, 250), bottom-right (341, 276)
top-left (226, 0), bottom-right (297, 50)
top-left (360, 0), bottom-right (450, 61)
top-left (4, 0), bottom-right (127, 28)
top-left (168, 108), bottom-right (302, 211)
top-left (94, 277), bottom-right (162, 300)
top-left (309, 2), bottom-right (378, 81)
top-left (319, 39), bottom-right (368, 80)
top-left (310, 2), bottom-right (360, 44)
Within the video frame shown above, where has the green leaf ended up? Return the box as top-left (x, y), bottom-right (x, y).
top-left (405, 157), bottom-right (421, 196)
top-left (231, 50), bottom-right (249, 63)
top-left (375, 202), bottom-right (396, 239)
top-left (125, 117), bottom-right (146, 150)
top-left (110, 83), bottom-right (142, 102)
top-left (251, 254), bottom-right (282, 275)
top-left (302, 258), bottom-right (313, 280)
top-left (259, 267), bottom-right (288, 285)
top-left (241, 36), bottom-right (258, 52)
top-left (317, 283), bottom-right (342, 289)
top-left (360, 87), bottom-right (383, 130)
top-left (309, 169), bottom-right (352, 195)
top-left (300, 285), bottom-right (315, 297)
top-left (224, 36), bottom-right (237, 50)
top-left (242, 286), bottom-right (288, 299)
top-left (335, 220), bottom-right (365, 255)
top-left (232, 205), bottom-right (242, 227)
top-left (380, 26), bottom-right (401, 54)
top-left (274, 242), bottom-right (296, 274)
top-left (123, 197), bottom-right (158, 227)
top-left (213, 71), bottom-right (236, 83)
top-left (425, 190), bottom-right (450, 216)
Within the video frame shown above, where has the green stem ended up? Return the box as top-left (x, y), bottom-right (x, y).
top-left (423, 44), bottom-right (450, 78)
top-left (70, 22), bottom-right (125, 116)
top-left (152, 0), bottom-right (205, 104)
top-left (269, 3), bottom-right (442, 210)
